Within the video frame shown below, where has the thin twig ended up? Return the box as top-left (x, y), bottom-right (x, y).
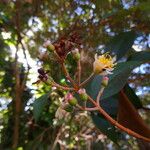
top-left (51, 81), bottom-right (74, 91)
top-left (96, 86), bottom-right (105, 106)
top-left (77, 60), bottom-right (81, 85)
top-left (80, 73), bottom-right (94, 87)
top-left (51, 126), bottom-right (63, 150)
top-left (20, 39), bottom-right (30, 69)
top-left (76, 104), bottom-right (98, 111)
top-left (61, 63), bottom-right (78, 89)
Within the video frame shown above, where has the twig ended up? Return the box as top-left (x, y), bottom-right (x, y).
top-left (77, 59), bottom-right (81, 85)
top-left (20, 39), bottom-right (30, 69)
top-left (96, 86), bottom-right (105, 106)
top-left (33, 126), bottom-right (51, 150)
top-left (87, 94), bottom-right (150, 142)
top-left (61, 63), bottom-right (78, 89)
top-left (76, 104), bottom-right (98, 111)
top-left (80, 73), bottom-right (94, 87)
top-left (51, 81), bottom-right (74, 91)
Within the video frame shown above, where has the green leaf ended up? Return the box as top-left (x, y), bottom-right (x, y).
top-left (102, 61), bottom-right (142, 99)
top-left (91, 113), bottom-right (120, 144)
top-left (128, 51), bottom-right (150, 62)
top-left (124, 84), bottom-right (143, 109)
top-left (33, 93), bottom-right (50, 121)
top-left (86, 75), bottom-right (102, 100)
top-left (105, 31), bottom-right (137, 60)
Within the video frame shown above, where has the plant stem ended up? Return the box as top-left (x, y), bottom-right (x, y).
top-left (80, 73), bottom-right (94, 87)
top-left (52, 81), bottom-right (74, 91)
top-left (76, 104), bottom-right (98, 111)
top-left (87, 94), bottom-right (150, 142)
top-left (96, 86), bottom-right (105, 106)
top-left (77, 59), bottom-right (81, 85)
top-left (61, 63), bottom-right (78, 89)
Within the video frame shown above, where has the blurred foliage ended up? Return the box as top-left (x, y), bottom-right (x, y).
top-left (0, 0), bottom-right (150, 149)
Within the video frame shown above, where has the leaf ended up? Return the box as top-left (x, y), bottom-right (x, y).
top-left (86, 75), bottom-right (102, 100)
top-left (128, 51), bottom-right (150, 62)
top-left (33, 93), bottom-right (50, 121)
top-left (101, 61), bottom-right (142, 99)
top-left (91, 113), bottom-right (120, 144)
top-left (124, 84), bottom-right (143, 109)
top-left (105, 31), bottom-right (137, 60)
top-left (118, 90), bottom-right (150, 139)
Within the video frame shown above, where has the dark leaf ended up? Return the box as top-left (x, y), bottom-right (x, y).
top-left (105, 31), bottom-right (137, 60)
top-left (124, 84), bottom-right (143, 109)
top-left (102, 61), bottom-right (142, 99)
top-left (92, 113), bottom-right (120, 144)
top-left (128, 51), bottom-right (150, 62)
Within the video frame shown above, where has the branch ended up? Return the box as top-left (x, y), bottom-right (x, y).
top-left (51, 81), bottom-right (74, 91)
top-left (61, 63), bottom-right (78, 89)
top-left (77, 59), bottom-right (81, 85)
top-left (79, 73), bottom-right (94, 87)
top-left (96, 86), bottom-right (105, 106)
top-left (51, 126), bottom-right (63, 150)
top-left (76, 104), bottom-right (98, 111)
top-left (87, 94), bottom-right (150, 142)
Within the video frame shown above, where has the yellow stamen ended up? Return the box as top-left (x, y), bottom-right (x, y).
top-left (98, 53), bottom-right (114, 68)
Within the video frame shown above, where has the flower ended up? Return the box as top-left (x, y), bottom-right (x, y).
top-left (93, 53), bottom-right (116, 75)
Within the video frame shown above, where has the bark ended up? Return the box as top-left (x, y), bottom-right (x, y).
top-left (12, 59), bottom-right (23, 149)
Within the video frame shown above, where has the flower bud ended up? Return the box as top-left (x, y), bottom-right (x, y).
top-left (43, 40), bottom-right (55, 52)
top-left (68, 97), bottom-right (78, 106)
top-left (72, 48), bottom-right (80, 61)
top-left (101, 76), bottom-right (109, 87)
top-left (78, 89), bottom-right (88, 101)
top-left (65, 93), bottom-right (78, 106)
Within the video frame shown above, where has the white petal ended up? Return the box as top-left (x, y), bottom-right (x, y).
top-left (106, 68), bottom-right (114, 71)
top-left (106, 70), bottom-right (113, 74)
top-left (112, 56), bottom-right (116, 62)
top-left (99, 71), bottom-right (107, 76)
